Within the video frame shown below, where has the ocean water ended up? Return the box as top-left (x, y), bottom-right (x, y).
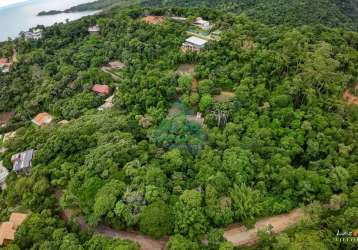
top-left (0, 0), bottom-right (97, 41)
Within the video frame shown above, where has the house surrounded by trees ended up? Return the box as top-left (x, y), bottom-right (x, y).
top-left (0, 58), bottom-right (12, 73)
top-left (181, 36), bottom-right (208, 52)
top-left (31, 112), bottom-right (53, 126)
top-left (88, 25), bottom-right (100, 35)
top-left (11, 149), bottom-right (34, 174)
top-left (0, 213), bottom-right (28, 246)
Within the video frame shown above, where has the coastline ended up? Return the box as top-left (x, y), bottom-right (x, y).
top-left (36, 0), bottom-right (99, 16)
top-left (0, 0), bottom-right (99, 41)
top-left (35, 0), bottom-right (138, 16)
top-left (0, 0), bottom-right (31, 10)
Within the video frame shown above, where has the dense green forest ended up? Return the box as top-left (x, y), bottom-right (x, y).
top-left (142, 0), bottom-right (358, 30)
top-left (0, 4), bottom-right (358, 250)
top-left (39, 0), bottom-right (358, 30)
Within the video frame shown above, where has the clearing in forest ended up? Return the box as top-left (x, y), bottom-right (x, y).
top-left (191, 78), bottom-right (199, 92)
top-left (167, 101), bottom-right (204, 125)
top-left (175, 64), bottom-right (195, 76)
top-left (343, 84), bottom-right (358, 105)
top-left (213, 91), bottom-right (236, 102)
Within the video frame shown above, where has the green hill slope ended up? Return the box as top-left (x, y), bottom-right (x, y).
top-left (142, 0), bottom-right (358, 29)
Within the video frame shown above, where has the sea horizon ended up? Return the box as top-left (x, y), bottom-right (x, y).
top-left (0, 0), bottom-right (30, 9)
top-left (0, 0), bottom-right (96, 41)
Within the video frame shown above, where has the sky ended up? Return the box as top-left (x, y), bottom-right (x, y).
top-left (0, 0), bottom-right (29, 9)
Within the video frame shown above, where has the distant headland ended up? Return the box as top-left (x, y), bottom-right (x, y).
top-left (37, 0), bottom-right (134, 16)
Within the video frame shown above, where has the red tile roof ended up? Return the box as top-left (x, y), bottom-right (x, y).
top-left (0, 213), bottom-right (27, 246)
top-left (0, 58), bottom-right (9, 65)
top-left (32, 112), bottom-right (53, 126)
top-left (92, 84), bottom-right (110, 95)
top-left (142, 16), bottom-right (165, 25)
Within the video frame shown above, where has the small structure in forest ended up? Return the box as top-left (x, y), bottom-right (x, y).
top-left (0, 213), bottom-right (28, 246)
top-left (58, 120), bottom-right (69, 125)
top-left (32, 112), bottom-right (53, 126)
top-left (92, 84), bottom-right (110, 96)
top-left (186, 112), bottom-right (204, 125)
top-left (0, 112), bottom-right (15, 127)
top-left (88, 25), bottom-right (100, 35)
top-left (107, 61), bottom-right (126, 70)
top-left (0, 161), bottom-right (9, 190)
top-left (3, 131), bottom-right (16, 143)
top-left (0, 58), bottom-right (12, 73)
top-left (24, 28), bottom-right (42, 40)
top-left (193, 17), bottom-right (212, 30)
top-left (175, 64), bottom-right (195, 76)
top-left (343, 84), bottom-right (358, 106)
top-left (98, 95), bottom-right (114, 111)
top-left (11, 149), bottom-right (34, 174)
top-left (142, 15), bottom-right (165, 25)
top-left (181, 36), bottom-right (208, 52)
top-left (102, 61), bottom-right (126, 72)
top-left (213, 91), bottom-right (236, 103)
top-left (170, 16), bottom-right (187, 22)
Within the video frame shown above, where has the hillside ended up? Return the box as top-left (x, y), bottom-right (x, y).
top-left (142, 0), bottom-right (358, 29)
top-left (37, 0), bottom-right (358, 30)
top-left (0, 4), bottom-right (357, 250)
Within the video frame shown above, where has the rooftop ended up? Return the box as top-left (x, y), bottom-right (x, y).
top-left (142, 16), bottom-right (165, 25)
top-left (9, 213), bottom-right (27, 228)
top-left (32, 112), bottom-right (53, 126)
top-left (171, 16), bottom-right (187, 21)
top-left (0, 162), bottom-right (9, 186)
top-left (98, 95), bottom-right (114, 111)
top-left (0, 213), bottom-right (28, 246)
top-left (185, 36), bottom-right (208, 46)
top-left (88, 25), bottom-right (100, 32)
top-left (92, 84), bottom-right (110, 95)
top-left (0, 58), bottom-right (9, 65)
top-left (11, 149), bottom-right (34, 172)
top-left (108, 61), bottom-right (126, 69)
top-left (193, 17), bottom-right (212, 30)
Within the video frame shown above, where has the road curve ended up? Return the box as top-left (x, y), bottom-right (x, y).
top-left (60, 203), bottom-right (305, 249)
top-left (224, 208), bottom-right (304, 246)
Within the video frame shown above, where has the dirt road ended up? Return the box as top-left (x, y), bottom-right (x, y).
top-left (89, 209), bottom-right (303, 249)
top-left (95, 225), bottom-right (167, 250)
top-left (59, 190), bottom-right (305, 250)
top-left (224, 208), bottom-right (304, 246)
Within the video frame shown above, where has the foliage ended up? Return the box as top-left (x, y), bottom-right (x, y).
top-left (0, 4), bottom-right (357, 250)
top-left (139, 200), bottom-right (172, 239)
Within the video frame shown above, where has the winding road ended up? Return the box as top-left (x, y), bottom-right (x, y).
top-left (63, 207), bottom-right (305, 249)
top-left (223, 208), bottom-right (304, 246)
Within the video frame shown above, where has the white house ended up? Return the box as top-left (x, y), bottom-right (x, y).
top-left (181, 36), bottom-right (208, 52)
top-left (11, 149), bottom-right (34, 174)
top-left (24, 29), bottom-right (42, 40)
top-left (88, 25), bottom-right (100, 35)
top-left (193, 17), bottom-right (212, 30)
